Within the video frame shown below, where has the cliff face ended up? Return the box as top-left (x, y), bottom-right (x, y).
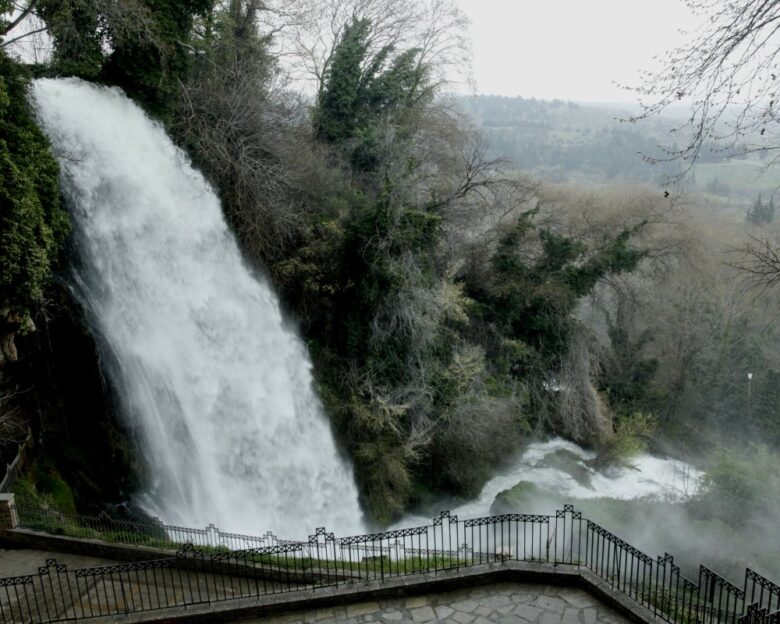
top-left (0, 308), bottom-right (35, 365)
top-left (5, 284), bottom-right (142, 513)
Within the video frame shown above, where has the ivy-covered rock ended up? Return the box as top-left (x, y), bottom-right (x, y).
top-left (0, 52), bottom-right (70, 318)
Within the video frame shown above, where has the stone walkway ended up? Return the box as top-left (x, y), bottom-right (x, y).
top-left (237, 581), bottom-right (630, 624)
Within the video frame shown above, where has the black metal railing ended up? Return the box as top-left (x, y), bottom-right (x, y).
top-left (15, 504), bottom-right (299, 552)
top-left (1, 505), bottom-right (779, 624)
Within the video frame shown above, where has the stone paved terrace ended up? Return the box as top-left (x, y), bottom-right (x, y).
top-left (237, 581), bottom-right (630, 624)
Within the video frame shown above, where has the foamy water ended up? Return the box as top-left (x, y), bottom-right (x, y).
top-left (399, 438), bottom-right (701, 525)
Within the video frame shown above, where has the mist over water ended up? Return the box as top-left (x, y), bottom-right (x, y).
top-left (31, 78), bottom-right (364, 538)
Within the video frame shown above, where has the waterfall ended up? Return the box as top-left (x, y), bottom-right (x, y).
top-left (31, 78), bottom-right (364, 538)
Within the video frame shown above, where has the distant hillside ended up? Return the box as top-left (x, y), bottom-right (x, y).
top-left (456, 95), bottom-right (687, 185)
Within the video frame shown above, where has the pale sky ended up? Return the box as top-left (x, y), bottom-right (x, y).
top-left (455, 0), bottom-right (702, 103)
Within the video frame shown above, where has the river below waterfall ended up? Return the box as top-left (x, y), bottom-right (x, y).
top-left (398, 438), bottom-right (701, 527)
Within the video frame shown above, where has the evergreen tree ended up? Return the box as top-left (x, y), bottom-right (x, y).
top-left (313, 17), bottom-right (429, 170)
top-left (747, 193), bottom-right (776, 225)
top-left (313, 18), bottom-right (374, 144)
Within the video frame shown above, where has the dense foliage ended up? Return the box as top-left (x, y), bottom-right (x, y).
top-left (34, 0), bottom-right (213, 117)
top-left (0, 51), bottom-right (68, 316)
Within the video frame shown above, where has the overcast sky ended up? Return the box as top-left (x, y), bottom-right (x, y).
top-left (455, 0), bottom-right (702, 103)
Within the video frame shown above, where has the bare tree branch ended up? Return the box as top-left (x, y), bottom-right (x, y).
top-left (727, 234), bottom-right (780, 295)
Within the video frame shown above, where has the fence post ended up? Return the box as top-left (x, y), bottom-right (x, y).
top-left (0, 493), bottom-right (18, 529)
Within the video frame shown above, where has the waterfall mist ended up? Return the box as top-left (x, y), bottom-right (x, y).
top-left (31, 78), bottom-right (364, 538)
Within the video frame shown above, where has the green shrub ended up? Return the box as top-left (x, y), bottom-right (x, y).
top-left (599, 411), bottom-right (657, 465)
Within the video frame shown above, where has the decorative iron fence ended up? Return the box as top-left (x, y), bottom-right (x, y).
top-left (1, 505), bottom-right (779, 624)
top-left (15, 504), bottom-right (299, 552)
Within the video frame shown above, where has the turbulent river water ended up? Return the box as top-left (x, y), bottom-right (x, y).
top-left (398, 438), bottom-right (701, 527)
top-left (31, 78), bottom-right (364, 538)
top-left (454, 438), bottom-right (699, 513)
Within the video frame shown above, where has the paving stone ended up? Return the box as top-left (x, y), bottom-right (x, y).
top-left (347, 602), bottom-right (380, 618)
top-left (451, 599), bottom-right (479, 613)
top-left (496, 603), bottom-right (518, 615)
top-left (451, 612), bottom-right (476, 624)
top-left (474, 605), bottom-right (494, 617)
top-left (562, 607), bottom-right (581, 624)
top-left (406, 596), bottom-right (431, 609)
top-left (581, 608), bottom-right (598, 624)
top-left (436, 605), bottom-right (456, 619)
top-left (499, 616), bottom-right (530, 624)
top-left (332, 606), bottom-right (348, 619)
top-left (511, 592), bottom-right (537, 606)
top-left (539, 610), bottom-right (563, 624)
top-left (380, 610), bottom-right (404, 622)
top-left (494, 583), bottom-right (518, 595)
top-left (411, 605), bottom-right (437, 622)
top-left (484, 594), bottom-right (513, 608)
top-left (560, 590), bottom-right (599, 609)
top-left (512, 604), bottom-right (544, 621)
top-left (533, 596), bottom-right (567, 614)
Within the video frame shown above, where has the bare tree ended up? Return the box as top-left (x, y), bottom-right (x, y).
top-left (1, 0), bottom-right (51, 60)
top-left (174, 0), bottom-right (337, 263)
top-left (729, 234), bottom-right (780, 294)
top-left (633, 0), bottom-right (780, 165)
top-left (275, 0), bottom-right (470, 98)
top-left (0, 390), bottom-right (26, 451)
top-left (633, 0), bottom-right (780, 291)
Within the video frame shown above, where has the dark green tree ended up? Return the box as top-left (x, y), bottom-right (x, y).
top-left (313, 17), bottom-right (374, 144)
top-left (35, 0), bottom-right (105, 78)
top-left (747, 193), bottom-right (775, 225)
top-left (32, 0), bottom-right (213, 118)
top-left (313, 17), bottom-right (430, 170)
top-left (467, 212), bottom-right (646, 376)
top-left (102, 0), bottom-right (213, 118)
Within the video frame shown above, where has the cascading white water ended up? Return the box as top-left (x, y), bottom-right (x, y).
top-left (31, 78), bottom-right (364, 538)
top-left (396, 438), bottom-right (702, 527)
top-left (447, 438), bottom-right (702, 518)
